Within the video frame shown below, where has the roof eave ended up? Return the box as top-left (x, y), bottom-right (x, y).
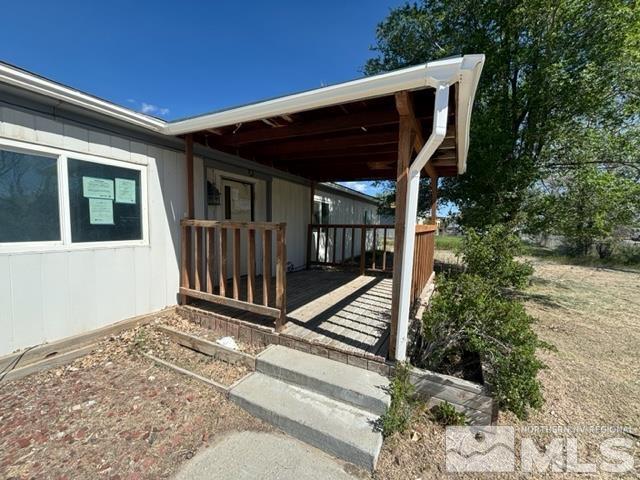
top-left (0, 62), bottom-right (166, 132)
top-left (162, 56), bottom-right (476, 137)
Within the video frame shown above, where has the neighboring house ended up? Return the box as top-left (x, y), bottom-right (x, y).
top-left (0, 55), bottom-right (484, 363)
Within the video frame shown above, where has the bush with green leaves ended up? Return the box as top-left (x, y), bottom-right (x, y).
top-left (431, 401), bottom-right (467, 426)
top-left (379, 362), bottom-right (416, 437)
top-left (458, 225), bottom-right (533, 290)
top-left (418, 273), bottom-right (547, 419)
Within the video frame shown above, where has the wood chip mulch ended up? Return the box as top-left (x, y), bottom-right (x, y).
top-left (0, 311), bottom-right (271, 480)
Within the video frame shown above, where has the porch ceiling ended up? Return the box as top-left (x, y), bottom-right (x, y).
top-left (184, 86), bottom-right (458, 182)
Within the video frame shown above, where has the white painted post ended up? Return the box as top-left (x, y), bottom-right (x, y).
top-left (394, 84), bottom-right (450, 361)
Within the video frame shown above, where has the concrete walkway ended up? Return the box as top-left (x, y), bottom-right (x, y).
top-left (172, 431), bottom-right (365, 480)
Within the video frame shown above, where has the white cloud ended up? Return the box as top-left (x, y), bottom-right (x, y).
top-left (125, 98), bottom-right (170, 117)
top-left (339, 181), bottom-right (369, 193)
top-left (140, 102), bottom-right (170, 116)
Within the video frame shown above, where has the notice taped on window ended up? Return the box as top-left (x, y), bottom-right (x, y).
top-left (89, 198), bottom-right (114, 225)
top-left (115, 178), bottom-right (136, 204)
top-left (83, 177), bottom-right (114, 199)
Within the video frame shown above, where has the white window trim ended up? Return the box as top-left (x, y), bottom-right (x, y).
top-left (0, 138), bottom-right (149, 254)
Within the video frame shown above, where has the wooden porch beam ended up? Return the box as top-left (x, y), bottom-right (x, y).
top-left (219, 110), bottom-right (402, 146)
top-left (253, 131), bottom-right (399, 156)
top-left (389, 115), bottom-right (413, 360)
top-left (395, 91), bottom-right (438, 179)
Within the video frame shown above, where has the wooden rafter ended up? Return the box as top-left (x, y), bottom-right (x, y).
top-left (395, 91), bottom-right (438, 179)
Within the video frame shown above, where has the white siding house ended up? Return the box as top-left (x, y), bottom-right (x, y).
top-left (0, 86), bottom-right (378, 356)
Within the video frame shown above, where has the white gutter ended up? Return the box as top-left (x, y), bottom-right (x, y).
top-left (394, 83), bottom-right (450, 361)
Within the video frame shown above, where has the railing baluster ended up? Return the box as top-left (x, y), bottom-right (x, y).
top-left (382, 227), bottom-right (388, 271)
top-left (180, 224), bottom-right (190, 303)
top-left (194, 226), bottom-right (203, 291)
top-left (324, 226), bottom-right (330, 264)
top-left (232, 228), bottom-right (241, 300)
top-left (275, 223), bottom-right (287, 331)
top-left (350, 227), bottom-right (355, 263)
top-left (332, 227), bottom-right (337, 265)
top-left (372, 227), bottom-right (377, 270)
top-left (315, 225), bottom-right (321, 263)
top-left (206, 227), bottom-right (215, 293)
top-left (262, 228), bottom-right (272, 306)
top-left (218, 227), bottom-right (227, 297)
top-left (359, 226), bottom-right (366, 275)
top-left (341, 227), bottom-right (346, 265)
top-left (247, 228), bottom-right (256, 303)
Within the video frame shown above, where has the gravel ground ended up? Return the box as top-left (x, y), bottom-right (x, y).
top-left (375, 254), bottom-right (640, 479)
top-left (0, 311), bottom-right (271, 480)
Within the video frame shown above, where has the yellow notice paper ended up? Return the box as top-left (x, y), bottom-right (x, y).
top-left (115, 178), bottom-right (136, 204)
top-left (83, 177), bottom-right (114, 199)
top-left (89, 198), bottom-right (114, 225)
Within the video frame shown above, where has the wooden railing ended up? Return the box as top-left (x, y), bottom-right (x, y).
top-left (180, 219), bottom-right (288, 331)
top-left (411, 224), bottom-right (436, 303)
top-left (306, 224), bottom-right (395, 274)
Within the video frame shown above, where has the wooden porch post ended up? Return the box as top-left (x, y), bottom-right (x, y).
top-left (306, 181), bottom-right (315, 269)
top-left (389, 116), bottom-right (413, 360)
top-left (181, 134), bottom-right (195, 305)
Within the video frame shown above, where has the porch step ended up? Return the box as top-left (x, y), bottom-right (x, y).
top-left (256, 345), bottom-right (390, 415)
top-left (229, 372), bottom-right (383, 471)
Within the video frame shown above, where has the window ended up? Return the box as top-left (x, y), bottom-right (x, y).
top-left (313, 200), bottom-right (331, 224)
top-left (67, 158), bottom-right (142, 242)
top-left (222, 178), bottom-right (254, 221)
top-left (0, 140), bottom-right (147, 250)
top-left (0, 149), bottom-right (61, 243)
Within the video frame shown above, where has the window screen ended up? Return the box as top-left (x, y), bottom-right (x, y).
top-left (0, 149), bottom-right (60, 242)
top-left (67, 158), bottom-right (142, 242)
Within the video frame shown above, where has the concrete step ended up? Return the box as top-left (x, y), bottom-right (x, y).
top-left (229, 372), bottom-right (383, 471)
top-left (256, 345), bottom-right (390, 416)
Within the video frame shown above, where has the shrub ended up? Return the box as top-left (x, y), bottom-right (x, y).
top-left (459, 225), bottom-right (533, 290)
top-left (379, 362), bottom-right (415, 437)
top-left (431, 401), bottom-right (467, 426)
top-left (419, 274), bottom-right (548, 419)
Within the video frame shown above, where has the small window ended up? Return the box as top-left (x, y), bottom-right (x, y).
top-left (313, 200), bottom-right (331, 224)
top-left (67, 158), bottom-right (142, 243)
top-left (0, 149), bottom-right (60, 242)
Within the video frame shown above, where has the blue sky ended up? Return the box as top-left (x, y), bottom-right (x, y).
top-left (0, 0), bottom-right (410, 197)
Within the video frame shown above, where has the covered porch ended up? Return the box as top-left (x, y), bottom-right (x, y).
top-left (175, 55), bottom-right (484, 362)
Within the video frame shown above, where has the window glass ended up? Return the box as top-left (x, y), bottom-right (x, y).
top-left (223, 179), bottom-right (254, 221)
top-left (313, 200), bottom-right (331, 224)
top-left (0, 149), bottom-right (60, 242)
top-left (67, 158), bottom-right (142, 242)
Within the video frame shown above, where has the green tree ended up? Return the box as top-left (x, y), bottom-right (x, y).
top-left (541, 167), bottom-right (640, 257)
top-left (365, 0), bottom-right (639, 228)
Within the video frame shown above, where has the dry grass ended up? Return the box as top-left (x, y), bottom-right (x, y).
top-left (375, 253), bottom-right (640, 479)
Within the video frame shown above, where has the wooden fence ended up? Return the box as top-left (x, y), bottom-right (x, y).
top-left (306, 224), bottom-right (395, 274)
top-left (411, 224), bottom-right (436, 303)
top-left (180, 219), bottom-right (288, 331)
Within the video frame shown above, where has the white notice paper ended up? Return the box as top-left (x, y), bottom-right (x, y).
top-left (115, 178), bottom-right (136, 204)
top-left (83, 177), bottom-right (114, 199)
top-left (89, 198), bottom-right (114, 225)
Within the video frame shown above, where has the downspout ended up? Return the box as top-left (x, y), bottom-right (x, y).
top-left (394, 83), bottom-right (450, 361)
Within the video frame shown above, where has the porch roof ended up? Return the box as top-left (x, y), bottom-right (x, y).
top-left (166, 55), bottom-right (485, 182)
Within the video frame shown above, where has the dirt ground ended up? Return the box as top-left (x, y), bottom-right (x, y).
top-left (0, 311), bottom-right (271, 480)
top-left (375, 253), bottom-right (640, 479)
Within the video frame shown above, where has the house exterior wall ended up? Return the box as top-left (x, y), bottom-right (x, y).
top-left (0, 100), bottom-right (379, 356)
top-left (0, 104), bottom-right (187, 356)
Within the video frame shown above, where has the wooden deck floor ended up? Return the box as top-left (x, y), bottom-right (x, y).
top-left (190, 269), bottom-right (392, 359)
